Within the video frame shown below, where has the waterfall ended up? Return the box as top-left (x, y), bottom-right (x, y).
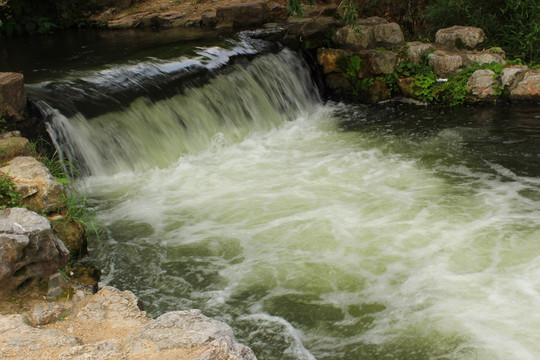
top-left (38, 48), bottom-right (319, 176)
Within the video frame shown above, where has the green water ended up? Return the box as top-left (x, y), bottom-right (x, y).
top-left (26, 35), bottom-right (540, 359)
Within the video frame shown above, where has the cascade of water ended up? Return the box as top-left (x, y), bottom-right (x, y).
top-left (22, 32), bottom-right (540, 360)
top-left (40, 49), bottom-right (319, 176)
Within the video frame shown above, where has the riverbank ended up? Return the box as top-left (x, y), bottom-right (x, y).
top-left (92, 0), bottom-right (540, 105)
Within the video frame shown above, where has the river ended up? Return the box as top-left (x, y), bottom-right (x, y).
top-left (3, 28), bottom-right (540, 359)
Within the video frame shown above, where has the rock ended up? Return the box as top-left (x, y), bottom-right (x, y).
top-left (332, 24), bottom-right (374, 51)
top-left (172, 15), bottom-right (203, 27)
top-left (397, 77), bottom-right (418, 99)
top-left (195, 336), bottom-right (257, 360)
top-left (501, 65), bottom-right (528, 91)
top-left (0, 72), bottom-right (26, 121)
top-left (372, 22), bottom-right (404, 48)
top-left (49, 215), bottom-right (87, 259)
top-left (462, 51), bottom-right (506, 67)
top-left (435, 25), bottom-right (485, 50)
top-left (428, 50), bottom-right (463, 77)
top-left (332, 20), bottom-right (404, 51)
top-left (0, 130), bottom-right (21, 139)
top-left (77, 286), bottom-right (149, 326)
top-left (357, 16), bottom-right (388, 25)
top-left (201, 12), bottom-right (218, 27)
top-left (286, 17), bottom-right (341, 49)
top-left (0, 137), bottom-right (30, 158)
top-left (368, 78), bottom-right (390, 103)
top-left (216, 2), bottom-right (268, 28)
top-left (317, 48), bottom-right (351, 74)
top-left (0, 156), bottom-right (64, 213)
top-left (125, 309), bottom-right (256, 359)
top-left (406, 41), bottom-right (435, 64)
top-left (267, 5), bottom-right (288, 23)
top-left (467, 69), bottom-right (499, 101)
top-left (46, 272), bottom-right (71, 300)
top-left (324, 73), bottom-right (353, 97)
top-left (59, 340), bottom-right (121, 360)
top-left (107, 12), bottom-right (149, 29)
top-left (26, 302), bottom-right (69, 326)
top-left (510, 70), bottom-right (540, 100)
top-left (0, 208), bottom-right (69, 296)
top-left (360, 50), bottom-right (398, 75)
top-left (0, 314), bottom-right (79, 358)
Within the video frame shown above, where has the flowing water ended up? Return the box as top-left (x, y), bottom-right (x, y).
top-left (5, 29), bottom-right (540, 359)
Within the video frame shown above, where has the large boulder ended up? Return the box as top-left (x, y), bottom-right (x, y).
top-left (435, 25), bottom-right (485, 50)
top-left (0, 156), bottom-right (64, 213)
top-left (0, 73), bottom-right (26, 121)
top-left (467, 69), bottom-right (500, 101)
top-left (216, 2), bottom-right (268, 28)
top-left (0, 208), bottom-right (69, 296)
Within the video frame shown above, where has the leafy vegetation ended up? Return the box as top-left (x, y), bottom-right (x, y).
top-left (287, 0), bottom-right (540, 64)
top-left (0, 173), bottom-right (21, 209)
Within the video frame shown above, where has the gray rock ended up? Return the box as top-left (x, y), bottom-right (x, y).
top-left (0, 156), bottom-right (64, 213)
top-left (0, 72), bottom-right (26, 121)
top-left (428, 50), bottom-right (463, 77)
top-left (467, 69), bottom-right (499, 101)
top-left (0, 208), bottom-right (69, 296)
top-left (435, 25), bottom-right (485, 49)
top-left (406, 42), bottom-right (435, 64)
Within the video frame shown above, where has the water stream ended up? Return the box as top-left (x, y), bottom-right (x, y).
top-left (4, 29), bottom-right (540, 359)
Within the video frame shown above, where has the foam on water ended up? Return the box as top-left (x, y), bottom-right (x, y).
top-left (82, 103), bottom-right (540, 359)
top-left (41, 45), bottom-right (540, 359)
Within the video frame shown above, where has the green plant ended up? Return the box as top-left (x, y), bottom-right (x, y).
top-left (0, 118), bottom-right (8, 133)
top-left (411, 72), bottom-right (440, 102)
top-left (60, 191), bottom-right (101, 245)
top-left (0, 173), bottom-right (21, 209)
top-left (337, 54), bottom-right (363, 78)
